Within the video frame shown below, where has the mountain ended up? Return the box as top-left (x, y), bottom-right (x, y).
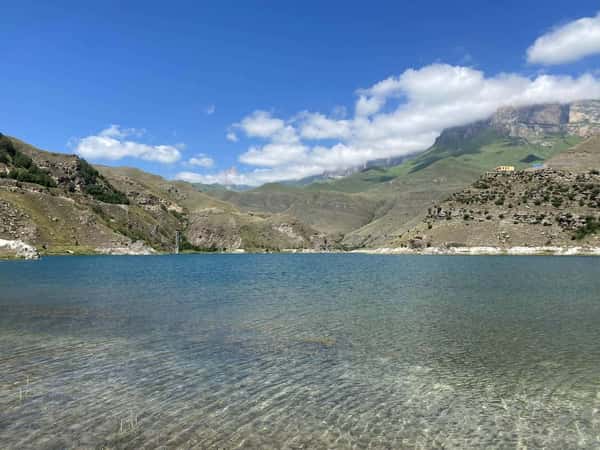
top-left (388, 132), bottom-right (600, 251)
top-left (0, 134), bottom-right (331, 258)
top-left (397, 159), bottom-right (600, 250)
top-left (3, 100), bottom-right (600, 258)
top-left (205, 101), bottom-right (599, 249)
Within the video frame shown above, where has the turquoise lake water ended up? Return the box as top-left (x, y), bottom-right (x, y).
top-left (1, 254), bottom-right (600, 449)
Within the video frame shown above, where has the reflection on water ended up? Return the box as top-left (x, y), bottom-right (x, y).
top-left (1, 254), bottom-right (600, 448)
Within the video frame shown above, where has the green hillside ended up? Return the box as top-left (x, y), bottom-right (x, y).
top-left (310, 129), bottom-right (582, 194)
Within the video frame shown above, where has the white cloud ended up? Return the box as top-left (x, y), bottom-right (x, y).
top-left (188, 154), bottom-right (214, 168)
top-left (226, 132), bottom-right (239, 142)
top-left (99, 124), bottom-right (146, 139)
top-left (176, 167), bottom-right (249, 185)
top-left (527, 12), bottom-right (600, 65)
top-left (75, 125), bottom-right (181, 164)
top-left (355, 95), bottom-right (386, 117)
top-left (298, 112), bottom-right (351, 140)
top-left (205, 104), bottom-right (216, 115)
top-left (240, 142), bottom-right (307, 167)
top-left (201, 64), bottom-right (600, 186)
top-left (238, 110), bottom-right (285, 137)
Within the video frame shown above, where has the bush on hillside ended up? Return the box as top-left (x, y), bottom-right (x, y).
top-left (77, 158), bottom-right (129, 204)
top-left (574, 216), bottom-right (600, 240)
top-left (7, 167), bottom-right (57, 187)
top-left (85, 183), bottom-right (129, 204)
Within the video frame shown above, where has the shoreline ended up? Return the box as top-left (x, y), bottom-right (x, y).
top-left (351, 246), bottom-right (600, 256)
top-left (4, 243), bottom-right (600, 259)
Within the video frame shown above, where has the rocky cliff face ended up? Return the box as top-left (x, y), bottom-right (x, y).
top-left (490, 101), bottom-right (600, 139)
top-left (432, 101), bottom-right (600, 147)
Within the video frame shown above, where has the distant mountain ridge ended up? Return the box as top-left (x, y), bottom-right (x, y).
top-left (4, 100), bottom-right (600, 258)
top-left (443, 101), bottom-right (600, 145)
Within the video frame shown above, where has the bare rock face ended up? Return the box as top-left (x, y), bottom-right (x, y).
top-left (567, 101), bottom-right (600, 136)
top-left (0, 197), bottom-right (37, 242)
top-left (0, 238), bottom-right (39, 259)
top-left (491, 104), bottom-right (568, 138)
top-left (490, 101), bottom-right (600, 139)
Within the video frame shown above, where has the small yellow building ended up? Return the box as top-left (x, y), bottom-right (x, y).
top-left (495, 165), bottom-right (515, 173)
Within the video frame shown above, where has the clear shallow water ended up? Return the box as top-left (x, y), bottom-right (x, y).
top-left (1, 255), bottom-right (600, 449)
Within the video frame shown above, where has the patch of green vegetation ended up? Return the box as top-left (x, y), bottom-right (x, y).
top-left (84, 184), bottom-right (129, 204)
top-left (77, 159), bottom-right (129, 204)
top-left (307, 130), bottom-right (581, 196)
top-left (574, 216), bottom-right (600, 240)
top-left (4, 167), bottom-right (56, 187)
top-left (410, 128), bottom-right (502, 173)
top-left (0, 134), bottom-right (57, 187)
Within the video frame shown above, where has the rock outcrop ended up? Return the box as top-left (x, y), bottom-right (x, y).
top-left (398, 167), bottom-right (600, 249)
top-left (0, 239), bottom-right (39, 259)
top-left (433, 101), bottom-right (600, 148)
top-left (490, 101), bottom-right (600, 139)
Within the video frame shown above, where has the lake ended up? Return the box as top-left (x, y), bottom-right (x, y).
top-left (1, 254), bottom-right (600, 449)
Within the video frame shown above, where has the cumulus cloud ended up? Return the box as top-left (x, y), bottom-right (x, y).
top-left (299, 112), bottom-right (351, 140)
top-left (527, 12), bottom-right (600, 65)
top-left (176, 167), bottom-right (249, 185)
top-left (188, 154), bottom-right (214, 168)
top-left (238, 110), bottom-right (285, 137)
top-left (185, 64), bottom-right (600, 186)
top-left (226, 132), bottom-right (239, 142)
top-left (75, 125), bottom-right (181, 164)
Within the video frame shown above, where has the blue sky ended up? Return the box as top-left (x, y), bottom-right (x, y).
top-left (2, 1), bottom-right (600, 185)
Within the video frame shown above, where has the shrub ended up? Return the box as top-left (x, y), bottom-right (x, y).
top-left (84, 184), bottom-right (129, 204)
top-left (78, 159), bottom-right (100, 185)
top-left (12, 151), bottom-right (33, 169)
top-left (574, 216), bottom-right (600, 240)
top-left (8, 167), bottom-right (56, 187)
top-left (77, 158), bottom-right (129, 204)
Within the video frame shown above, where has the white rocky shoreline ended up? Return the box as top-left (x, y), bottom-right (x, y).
top-left (4, 240), bottom-right (600, 259)
top-left (351, 246), bottom-right (600, 256)
top-left (0, 239), bottom-right (40, 259)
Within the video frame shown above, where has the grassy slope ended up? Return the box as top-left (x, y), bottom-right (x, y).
top-left (314, 132), bottom-right (581, 194)
top-left (1, 127), bottom-right (586, 254)
top-left (203, 130), bottom-right (582, 248)
top-left (213, 183), bottom-right (381, 236)
top-left (1, 136), bottom-right (331, 255)
top-left (340, 133), bottom-right (582, 247)
top-left (100, 166), bottom-right (328, 251)
top-left (98, 166), bottom-right (234, 213)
